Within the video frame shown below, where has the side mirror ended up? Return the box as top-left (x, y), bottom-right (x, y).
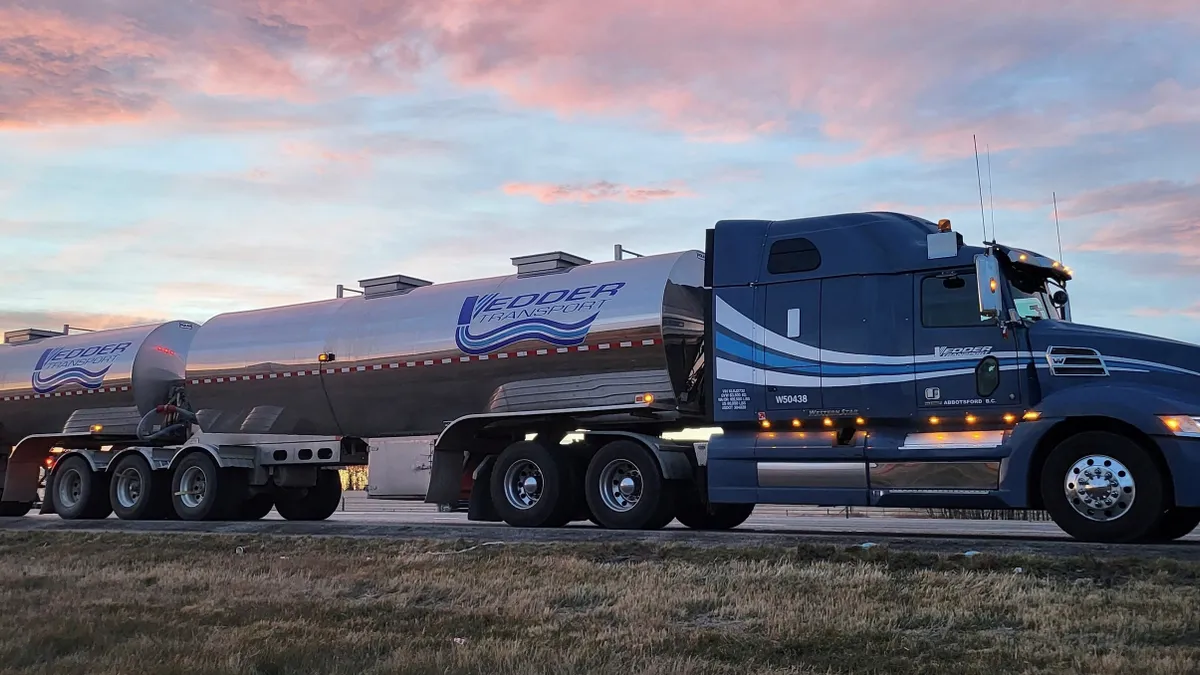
top-left (1051, 289), bottom-right (1068, 306)
top-left (975, 254), bottom-right (1002, 319)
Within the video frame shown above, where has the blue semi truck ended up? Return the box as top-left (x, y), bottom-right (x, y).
top-left (3, 210), bottom-right (1197, 544)
top-left (423, 211), bottom-right (1200, 543)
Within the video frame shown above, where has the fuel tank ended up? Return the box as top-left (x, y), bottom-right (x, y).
top-left (0, 321), bottom-right (201, 447)
top-left (184, 250), bottom-right (707, 437)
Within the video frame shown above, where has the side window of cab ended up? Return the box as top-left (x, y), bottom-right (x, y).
top-left (921, 272), bottom-right (992, 328)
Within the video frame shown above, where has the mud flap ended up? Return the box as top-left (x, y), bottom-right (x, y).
top-left (467, 455), bottom-right (501, 522)
top-left (425, 447), bottom-right (466, 505)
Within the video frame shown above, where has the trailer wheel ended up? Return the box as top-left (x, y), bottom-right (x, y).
top-left (275, 470), bottom-right (342, 521)
top-left (238, 493), bottom-right (275, 520)
top-left (1145, 507), bottom-right (1200, 542)
top-left (109, 454), bottom-right (172, 520)
top-left (53, 454), bottom-right (112, 520)
top-left (585, 440), bottom-right (677, 530)
top-left (170, 452), bottom-right (242, 521)
top-left (0, 501), bottom-right (32, 517)
top-left (489, 441), bottom-right (578, 528)
top-left (1039, 430), bottom-right (1167, 543)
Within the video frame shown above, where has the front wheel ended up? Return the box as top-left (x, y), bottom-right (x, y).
top-left (584, 440), bottom-right (676, 530)
top-left (1039, 431), bottom-right (1167, 543)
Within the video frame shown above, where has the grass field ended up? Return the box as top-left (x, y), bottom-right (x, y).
top-left (1, 532), bottom-right (1198, 674)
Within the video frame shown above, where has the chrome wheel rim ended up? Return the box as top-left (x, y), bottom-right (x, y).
top-left (1064, 454), bottom-right (1135, 522)
top-left (503, 459), bottom-right (543, 510)
top-left (599, 459), bottom-right (642, 513)
top-left (115, 467), bottom-right (144, 509)
top-left (178, 466), bottom-right (209, 509)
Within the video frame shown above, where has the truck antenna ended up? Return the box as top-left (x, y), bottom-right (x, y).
top-left (973, 134), bottom-right (987, 243)
top-left (1053, 191), bottom-right (1064, 262)
top-left (986, 144), bottom-right (996, 242)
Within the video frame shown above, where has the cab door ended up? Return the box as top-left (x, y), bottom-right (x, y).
top-left (912, 268), bottom-right (1025, 417)
top-left (759, 279), bottom-right (823, 413)
top-left (751, 234), bottom-right (825, 416)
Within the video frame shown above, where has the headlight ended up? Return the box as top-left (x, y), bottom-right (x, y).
top-left (1158, 416), bottom-right (1200, 437)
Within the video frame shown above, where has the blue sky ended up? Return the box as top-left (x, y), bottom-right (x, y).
top-left (1, 0), bottom-right (1198, 343)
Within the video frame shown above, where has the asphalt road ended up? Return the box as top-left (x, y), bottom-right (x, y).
top-left (4, 493), bottom-right (1198, 560)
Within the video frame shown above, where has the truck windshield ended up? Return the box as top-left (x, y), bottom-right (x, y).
top-left (1009, 284), bottom-right (1053, 321)
top-left (1005, 266), bottom-right (1066, 322)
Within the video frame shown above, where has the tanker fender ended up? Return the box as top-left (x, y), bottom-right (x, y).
top-left (581, 431), bottom-right (696, 481)
top-left (106, 446), bottom-right (175, 473)
top-left (166, 442), bottom-right (257, 472)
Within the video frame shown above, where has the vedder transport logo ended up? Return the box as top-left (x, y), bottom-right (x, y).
top-left (454, 282), bottom-right (625, 355)
top-left (31, 341), bottom-right (132, 394)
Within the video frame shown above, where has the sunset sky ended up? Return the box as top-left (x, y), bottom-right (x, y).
top-left (2, 0), bottom-right (1198, 343)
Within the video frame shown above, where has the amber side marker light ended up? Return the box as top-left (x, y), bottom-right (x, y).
top-left (1022, 411), bottom-right (1041, 421)
top-left (635, 393), bottom-right (655, 404)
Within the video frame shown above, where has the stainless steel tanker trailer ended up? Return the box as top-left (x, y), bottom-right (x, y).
top-left (0, 250), bottom-right (722, 527)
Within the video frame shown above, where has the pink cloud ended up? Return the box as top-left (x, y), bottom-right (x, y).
top-left (0, 5), bottom-right (166, 128)
top-left (1068, 178), bottom-right (1200, 259)
top-left (5, 0), bottom-right (1197, 160)
top-left (502, 180), bottom-right (693, 204)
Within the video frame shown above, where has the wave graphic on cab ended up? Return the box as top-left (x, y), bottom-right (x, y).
top-left (454, 294), bottom-right (599, 355)
top-left (31, 348), bottom-right (112, 394)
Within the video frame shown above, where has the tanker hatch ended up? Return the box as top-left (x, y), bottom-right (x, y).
top-left (512, 251), bottom-right (591, 278)
top-left (3, 328), bottom-right (64, 345)
top-left (358, 274), bottom-right (433, 299)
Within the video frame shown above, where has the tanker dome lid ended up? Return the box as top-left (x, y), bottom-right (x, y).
top-left (357, 273), bottom-right (433, 299)
top-left (511, 251), bottom-right (591, 277)
top-left (3, 327), bottom-right (65, 345)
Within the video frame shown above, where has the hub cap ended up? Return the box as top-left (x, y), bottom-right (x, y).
top-left (1064, 454), bottom-right (1135, 522)
top-left (599, 459), bottom-right (642, 513)
top-left (178, 466), bottom-right (209, 509)
top-left (114, 467), bottom-right (144, 509)
top-left (503, 459), bottom-right (543, 510)
top-left (56, 467), bottom-right (84, 510)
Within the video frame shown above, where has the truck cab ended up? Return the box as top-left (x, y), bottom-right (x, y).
top-left (704, 212), bottom-right (1200, 543)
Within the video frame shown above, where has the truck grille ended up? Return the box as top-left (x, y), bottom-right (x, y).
top-left (1045, 346), bottom-right (1109, 377)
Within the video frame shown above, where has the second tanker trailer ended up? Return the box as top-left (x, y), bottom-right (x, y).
top-left (5, 211), bottom-right (1200, 543)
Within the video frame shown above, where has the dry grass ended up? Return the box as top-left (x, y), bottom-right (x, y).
top-left (1, 533), bottom-right (1198, 675)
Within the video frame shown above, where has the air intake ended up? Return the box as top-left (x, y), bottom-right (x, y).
top-left (512, 251), bottom-right (591, 278)
top-left (3, 328), bottom-right (63, 345)
top-left (358, 274), bottom-right (433, 299)
top-left (1045, 346), bottom-right (1109, 377)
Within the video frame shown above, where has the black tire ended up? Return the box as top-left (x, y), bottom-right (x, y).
top-left (52, 454), bottom-right (112, 520)
top-left (0, 501), bottom-right (32, 517)
top-left (1039, 430), bottom-right (1167, 543)
top-left (1146, 507), bottom-right (1200, 541)
top-left (238, 493), bottom-right (275, 520)
top-left (275, 470), bottom-right (342, 521)
top-left (488, 441), bottom-right (579, 528)
top-left (108, 454), bottom-right (172, 520)
top-left (585, 440), bottom-right (677, 530)
top-left (170, 452), bottom-right (244, 521)
top-left (675, 487), bottom-right (755, 530)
